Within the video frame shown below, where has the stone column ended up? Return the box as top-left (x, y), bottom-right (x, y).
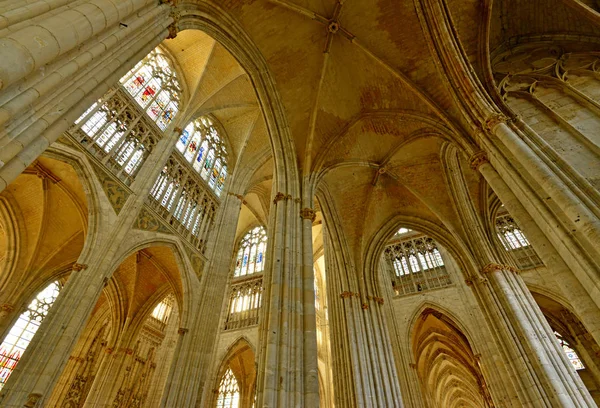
top-left (254, 192), bottom-right (320, 407)
top-left (445, 146), bottom-right (595, 407)
top-left (320, 195), bottom-right (403, 408)
top-left (475, 153), bottom-right (600, 346)
top-left (0, 0), bottom-right (174, 191)
top-left (162, 194), bottom-right (242, 407)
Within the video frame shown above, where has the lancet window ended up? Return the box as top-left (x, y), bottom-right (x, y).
top-left (234, 227), bottom-right (267, 278)
top-left (496, 213), bottom-right (543, 269)
top-left (0, 281), bottom-right (61, 389)
top-left (176, 117), bottom-right (228, 196)
top-left (383, 232), bottom-right (452, 296)
top-left (216, 368), bottom-right (240, 408)
top-left (70, 47), bottom-right (181, 185)
top-left (148, 155), bottom-right (218, 252)
top-left (554, 332), bottom-right (585, 371)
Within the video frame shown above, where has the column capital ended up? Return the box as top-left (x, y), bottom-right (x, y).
top-left (273, 192), bottom-right (292, 204)
top-left (178, 327), bottom-right (189, 335)
top-left (484, 113), bottom-right (509, 132)
top-left (480, 262), bottom-right (520, 275)
top-left (300, 208), bottom-right (316, 222)
top-left (0, 303), bottom-right (14, 313)
top-left (469, 151), bottom-right (489, 171)
top-left (72, 263), bottom-right (88, 272)
top-left (24, 393), bottom-right (42, 408)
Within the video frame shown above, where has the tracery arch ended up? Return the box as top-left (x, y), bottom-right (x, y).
top-left (213, 338), bottom-right (256, 408)
top-left (0, 281), bottom-right (62, 389)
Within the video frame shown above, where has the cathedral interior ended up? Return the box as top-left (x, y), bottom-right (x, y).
top-left (1, 0), bottom-right (600, 407)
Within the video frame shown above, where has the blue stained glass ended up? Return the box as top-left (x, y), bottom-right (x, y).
top-left (257, 253), bottom-right (263, 263)
top-left (196, 147), bottom-right (204, 162)
top-left (180, 130), bottom-right (189, 145)
top-left (242, 255), bottom-right (248, 266)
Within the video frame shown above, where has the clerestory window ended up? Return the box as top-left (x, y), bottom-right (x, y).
top-left (234, 227), bottom-right (267, 278)
top-left (176, 117), bottom-right (228, 196)
top-left (0, 281), bottom-right (61, 389)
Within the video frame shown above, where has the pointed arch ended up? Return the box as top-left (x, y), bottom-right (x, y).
top-left (213, 337), bottom-right (256, 408)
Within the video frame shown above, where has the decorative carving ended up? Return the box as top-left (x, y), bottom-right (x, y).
top-left (133, 207), bottom-right (172, 234)
top-left (484, 114), bottom-right (508, 132)
top-left (105, 347), bottom-right (114, 354)
top-left (361, 303), bottom-right (369, 310)
top-left (90, 164), bottom-right (130, 214)
top-left (72, 263), bottom-right (88, 272)
top-left (0, 303), bottom-right (14, 313)
top-left (300, 208), bottom-right (317, 222)
top-left (367, 295), bottom-right (384, 305)
top-left (469, 151), bottom-right (489, 171)
top-left (273, 192), bottom-right (288, 204)
top-left (24, 393), bottom-right (42, 408)
top-left (174, 126), bottom-right (183, 134)
top-left (480, 263), bottom-right (504, 274)
top-left (464, 278), bottom-right (474, 286)
top-left (167, 23), bottom-right (178, 39)
top-left (340, 291), bottom-right (354, 299)
top-left (178, 328), bottom-right (189, 335)
top-left (184, 246), bottom-right (204, 279)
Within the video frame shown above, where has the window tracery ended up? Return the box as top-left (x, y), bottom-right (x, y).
top-left (71, 46), bottom-right (181, 185)
top-left (234, 227), bottom-right (267, 278)
top-left (554, 332), bottom-right (585, 371)
top-left (216, 368), bottom-right (240, 408)
top-left (496, 214), bottom-right (543, 269)
top-left (383, 235), bottom-right (451, 296)
top-left (120, 47), bottom-right (181, 130)
top-left (176, 117), bottom-right (228, 196)
top-left (148, 155), bottom-right (218, 252)
top-left (0, 281), bottom-right (61, 389)
top-left (224, 280), bottom-right (263, 331)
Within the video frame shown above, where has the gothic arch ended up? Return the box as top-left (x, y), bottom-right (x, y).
top-left (212, 336), bottom-right (257, 408)
top-left (411, 307), bottom-right (494, 408)
top-left (362, 214), bottom-right (478, 299)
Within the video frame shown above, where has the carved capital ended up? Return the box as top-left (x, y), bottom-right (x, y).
top-left (178, 327), bottom-right (189, 335)
top-left (300, 208), bottom-right (316, 222)
top-left (24, 393), bottom-right (43, 408)
top-left (464, 278), bottom-right (474, 286)
top-left (340, 291), bottom-right (354, 299)
top-left (173, 126), bottom-right (183, 135)
top-left (105, 347), bottom-right (114, 354)
top-left (469, 151), bottom-right (489, 172)
top-left (167, 22), bottom-right (178, 39)
top-left (124, 348), bottom-right (134, 355)
top-left (409, 363), bottom-right (417, 369)
top-left (361, 303), bottom-right (369, 310)
top-left (484, 113), bottom-right (508, 132)
top-left (367, 295), bottom-right (384, 305)
top-left (480, 263), bottom-right (504, 274)
top-left (273, 192), bottom-right (286, 204)
top-left (72, 263), bottom-right (88, 272)
top-left (505, 265), bottom-right (520, 274)
top-left (0, 303), bottom-right (14, 313)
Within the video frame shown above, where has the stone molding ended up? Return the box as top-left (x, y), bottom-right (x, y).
top-left (0, 303), bottom-right (14, 313)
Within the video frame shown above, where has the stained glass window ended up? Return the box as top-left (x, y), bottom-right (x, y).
top-left (216, 368), bottom-right (240, 408)
top-left (555, 332), bottom-right (585, 371)
top-left (176, 117), bottom-right (228, 196)
top-left (496, 214), bottom-right (543, 269)
top-left (383, 235), bottom-right (451, 296)
top-left (234, 227), bottom-right (267, 277)
top-left (0, 281), bottom-right (61, 390)
top-left (120, 47), bottom-right (181, 130)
